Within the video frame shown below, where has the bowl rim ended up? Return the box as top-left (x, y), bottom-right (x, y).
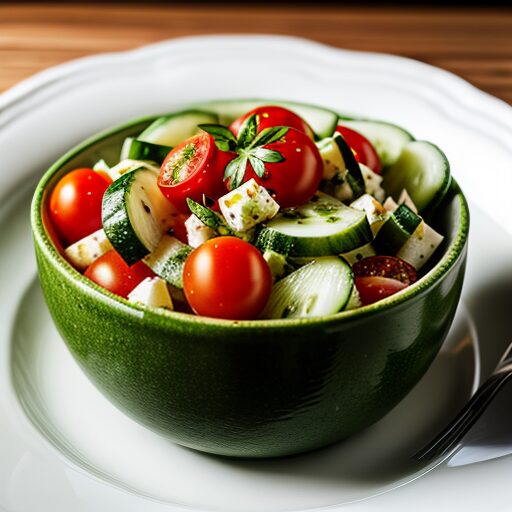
top-left (31, 104), bottom-right (470, 330)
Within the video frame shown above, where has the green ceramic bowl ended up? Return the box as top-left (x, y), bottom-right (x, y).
top-left (31, 111), bottom-right (469, 458)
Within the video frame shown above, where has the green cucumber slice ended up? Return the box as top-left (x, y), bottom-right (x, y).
top-left (120, 137), bottom-right (172, 164)
top-left (138, 110), bottom-right (219, 146)
top-left (373, 204), bottom-right (422, 255)
top-left (262, 256), bottom-right (354, 319)
top-left (338, 119), bottom-right (414, 167)
top-left (143, 235), bottom-right (192, 289)
top-left (102, 167), bottom-right (174, 265)
top-left (255, 192), bottom-right (372, 257)
top-left (382, 140), bottom-right (451, 213)
top-left (192, 99), bottom-right (339, 139)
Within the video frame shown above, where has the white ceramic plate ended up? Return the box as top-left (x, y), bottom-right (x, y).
top-left (1, 35), bottom-right (512, 512)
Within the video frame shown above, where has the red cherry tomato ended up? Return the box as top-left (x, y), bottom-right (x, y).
top-left (158, 133), bottom-right (234, 213)
top-left (335, 126), bottom-right (382, 174)
top-left (230, 105), bottom-right (314, 139)
top-left (49, 168), bottom-right (111, 245)
top-left (183, 237), bottom-right (271, 320)
top-left (355, 276), bottom-right (408, 306)
top-left (353, 256), bottom-right (417, 285)
top-left (84, 250), bottom-right (155, 299)
top-left (232, 127), bottom-right (323, 208)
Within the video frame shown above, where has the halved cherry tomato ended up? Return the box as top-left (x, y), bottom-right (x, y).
top-left (49, 168), bottom-right (111, 245)
top-left (84, 250), bottom-right (154, 299)
top-left (230, 105), bottom-right (314, 139)
top-left (335, 126), bottom-right (382, 174)
top-left (355, 276), bottom-right (408, 306)
top-left (183, 236), bottom-right (271, 320)
top-left (158, 133), bottom-right (234, 213)
top-left (353, 256), bottom-right (417, 285)
top-left (233, 127), bottom-right (323, 208)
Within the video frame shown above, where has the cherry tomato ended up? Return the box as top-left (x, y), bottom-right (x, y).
top-left (355, 276), bottom-right (408, 306)
top-left (233, 127), bottom-right (323, 208)
top-left (230, 105), bottom-right (314, 139)
top-left (84, 250), bottom-right (155, 299)
top-left (158, 133), bottom-right (234, 213)
top-left (49, 168), bottom-right (111, 245)
top-left (353, 256), bottom-right (417, 285)
top-left (183, 237), bottom-right (271, 320)
top-left (335, 126), bottom-right (382, 174)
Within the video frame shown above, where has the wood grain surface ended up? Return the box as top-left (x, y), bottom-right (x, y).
top-left (1, 3), bottom-right (512, 104)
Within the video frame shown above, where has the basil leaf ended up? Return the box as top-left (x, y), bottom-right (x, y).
top-left (224, 155), bottom-right (242, 180)
top-left (230, 157), bottom-right (248, 189)
top-left (251, 147), bottom-right (284, 163)
top-left (198, 124), bottom-right (237, 151)
top-left (186, 198), bottom-right (220, 229)
top-left (250, 126), bottom-right (288, 148)
top-left (248, 155), bottom-right (265, 178)
top-left (237, 114), bottom-right (258, 149)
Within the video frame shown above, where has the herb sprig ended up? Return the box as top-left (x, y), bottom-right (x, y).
top-left (199, 114), bottom-right (288, 190)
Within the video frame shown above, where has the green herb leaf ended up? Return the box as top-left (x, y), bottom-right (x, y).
top-left (198, 124), bottom-right (237, 152)
top-left (251, 147), bottom-right (284, 163)
top-left (248, 156), bottom-right (265, 178)
top-left (223, 154), bottom-right (249, 189)
top-left (250, 126), bottom-right (288, 148)
top-left (186, 198), bottom-right (221, 229)
top-left (237, 114), bottom-right (258, 149)
top-left (224, 155), bottom-right (242, 180)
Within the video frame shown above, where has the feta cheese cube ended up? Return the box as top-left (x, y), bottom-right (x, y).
top-left (350, 193), bottom-right (388, 235)
top-left (396, 221), bottom-right (444, 270)
top-left (127, 277), bottom-right (174, 310)
top-left (360, 163), bottom-right (385, 202)
top-left (219, 179), bottom-right (279, 232)
top-left (185, 214), bottom-right (216, 248)
top-left (64, 229), bottom-right (113, 270)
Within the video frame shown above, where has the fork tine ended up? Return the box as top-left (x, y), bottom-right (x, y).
top-left (497, 341), bottom-right (512, 368)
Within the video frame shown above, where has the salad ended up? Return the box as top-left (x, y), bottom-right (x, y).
top-left (48, 101), bottom-right (450, 320)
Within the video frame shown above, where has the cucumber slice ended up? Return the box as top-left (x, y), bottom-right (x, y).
top-left (373, 204), bottom-right (422, 255)
top-left (138, 110), bottom-right (219, 146)
top-left (193, 99), bottom-right (339, 139)
top-left (255, 192), bottom-right (372, 257)
top-left (120, 137), bottom-right (172, 164)
top-left (262, 256), bottom-right (353, 319)
top-left (143, 235), bottom-right (192, 289)
top-left (338, 120), bottom-right (414, 167)
top-left (382, 141), bottom-right (451, 213)
top-left (102, 167), bottom-right (174, 265)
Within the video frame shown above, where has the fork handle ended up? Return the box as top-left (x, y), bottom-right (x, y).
top-left (414, 366), bottom-right (512, 462)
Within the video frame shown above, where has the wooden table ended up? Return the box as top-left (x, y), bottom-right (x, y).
top-left (1, 4), bottom-right (511, 105)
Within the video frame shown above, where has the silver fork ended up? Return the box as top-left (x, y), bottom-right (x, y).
top-left (415, 341), bottom-right (512, 462)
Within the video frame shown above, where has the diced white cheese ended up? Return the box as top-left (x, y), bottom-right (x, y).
top-left (185, 214), bottom-right (216, 248)
top-left (263, 250), bottom-right (288, 282)
top-left (341, 242), bottom-right (377, 265)
top-left (105, 159), bottom-right (159, 181)
top-left (383, 190), bottom-right (418, 214)
top-left (396, 221), bottom-right (444, 270)
top-left (383, 196), bottom-right (399, 212)
top-left (127, 277), bottom-right (174, 310)
top-left (219, 178), bottom-right (279, 232)
top-left (93, 159), bottom-right (110, 174)
top-left (64, 229), bottom-right (112, 270)
top-left (350, 194), bottom-right (388, 235)
top-left (316, 137), bottom-right (347, 180)
top-left (398, 189), bottom-right (418, 213)
top-left (360, 164), bottom-right (385, 202)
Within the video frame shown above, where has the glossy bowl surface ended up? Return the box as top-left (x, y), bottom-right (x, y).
top-left (31, 109), bottom-right (469, 458)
